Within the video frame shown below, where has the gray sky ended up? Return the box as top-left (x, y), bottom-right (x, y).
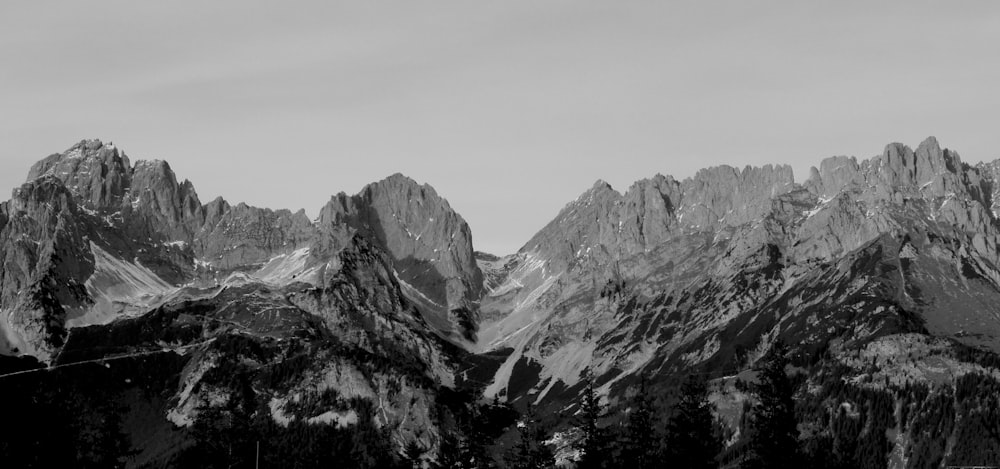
top-left (2, 1), bottom-right (999, 255)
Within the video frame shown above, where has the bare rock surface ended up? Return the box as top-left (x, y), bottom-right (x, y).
top-left (318, 173), bottom-right (484, 337)
top-left (477, 137), bottom-right (1000, 413)
top-left (2, 140), bottom-right (483, 356)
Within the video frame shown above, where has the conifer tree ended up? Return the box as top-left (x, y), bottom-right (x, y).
top-left (404, 441), bottom-right (427, 469)
top-left (458, 405), bottom-right (495, 469)
top-left (575, 372), bottom-right (610, 469)
top-left (619, 376), bottom-right (660, 469)
top-left (436, 433), bottom-right (462, 469)
top-left (505, 405), bottom-right (555, 469)
top-left (664, 374), bottom-right (721, 469)
top-left (743, 341), bottom-right (800, 469)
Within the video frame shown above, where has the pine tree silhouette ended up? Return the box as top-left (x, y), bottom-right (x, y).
top-left (404, 440), bottom-right (427, 469)
top-left (435, 433), bottom-right (462, 469)
top-left (505, 405), bottom-right (555, 469)
top-left (664, 374), bottom-right (721, 469)
top-left (619, 376), bottom-right (660, 469)
top-left (575, 372), bottom-right (611, 469)
top-left (743, 341), bottom-right (800, 469)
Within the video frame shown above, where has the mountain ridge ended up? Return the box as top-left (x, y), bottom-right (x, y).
top-left (4, 137), bottom-right (1000, 467)
top-left (0, 139), bottom-right (485, 358)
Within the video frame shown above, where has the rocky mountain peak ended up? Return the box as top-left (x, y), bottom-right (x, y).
top-left (317, 173), bottom-right (484, 338)
top-left (125, 158), bottom-right (205, 241)
top-left (26, 139), bottom-right (132, 211)
top-left (364, 173), bottom-right (448, 209)
top-left (877, 136), bottom-right (961, 190)
top-left (22, 140), bottom-right (207, 242)
top-left (1, 175), bottom-right (94, 357)
top-left (589, 179), bottom-right (614, 192)
top-left (518, 163), bottom-right (794, 273)
top-left (805, 136), bottom-right (975, 203)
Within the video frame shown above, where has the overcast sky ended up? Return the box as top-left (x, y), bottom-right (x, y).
top-left (2, 1), bottom-right (999, 255)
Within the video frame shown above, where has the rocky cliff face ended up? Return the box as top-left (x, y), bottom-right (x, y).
top-left (27, 140), bottom-right (205, 243)
top-left (123, 158), bottom-right (205, 242)
top-left (26, 140), bottom-right (132, 210)
top-left (194, 200), bottom-right (317, 270)
top-left (318, 173), bottom-right (484, 339)
top-left (155, 234), bottom-right (456, 454)
top-left (1, 141), bottom-right (481, 355)
top-left (0, 176), bottom-right (95, 358)
top-left (477, 137), bottom-right (1000, 420)
top-left (513, 164), bottom-right (795, 279)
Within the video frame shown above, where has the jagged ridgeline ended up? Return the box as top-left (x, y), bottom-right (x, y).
top-left (2, 137), bottom-right (1000, 468)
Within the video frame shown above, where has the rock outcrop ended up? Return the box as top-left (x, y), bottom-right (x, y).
top-left (798, 137), bottom-right (999, 262)
top-left (194, 201), bottom-right (316, 270)
top-left (477, 137), bottom-right (1000, 418)
top-left (318, 173), bottom-right (484, 337)
top-left (677, 164), bottom-right (796, 229)
top-left (0, 176), bottom-right (94, 357)
top-left (26, 140), bottom-right (132, 210)
top-left (123, 159), bottom-right (205, 242)
top-left (27, 140), bottom-right (205, 242)
top-left (519, 164), bottom-right (796, 274)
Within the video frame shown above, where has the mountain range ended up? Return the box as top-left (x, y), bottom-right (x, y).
top-left (2, 137), bottom-right (1000, 468)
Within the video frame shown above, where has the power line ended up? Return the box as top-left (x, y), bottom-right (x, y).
top-left (6, 313), bottom-right (256, 376)
top-left (0, 339), bottom-right (214, 381)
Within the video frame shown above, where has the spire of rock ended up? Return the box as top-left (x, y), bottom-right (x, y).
top-left (124, 158), bottom-right (205, 241)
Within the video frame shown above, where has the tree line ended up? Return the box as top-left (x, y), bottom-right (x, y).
top-left (6, 337), bottom-right (1000, 468)
top-left (554, 342), bottom-right (797, 469)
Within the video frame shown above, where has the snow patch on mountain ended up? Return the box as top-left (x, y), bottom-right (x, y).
top-left (253, 247), bottom-right (323, 286)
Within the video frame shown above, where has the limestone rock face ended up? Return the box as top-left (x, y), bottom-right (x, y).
top-left (516, 164), bottom-right (795, 279)
top-left (26, 140), bottom-right (206, 241)
top-left (976, 159), bottom-right (1000, 219)
top-left (318, 173), bottom-right (484, 336)
top-left (194, 202), bottom-right (316, 270)
top-left (619, 175), bottom-right (682, 250)
top-left (287, 233), bottom-right (452, 383)
top-left (806, 137), bottom-right (979, 202)
top-left (0, 176), bottom-right (93, 357)
top-left (797, 137), bottom-right (999, 262)
top-left (3, 141), bottom-right (488, 357)
top-left (26, 139), bottom-right (131, 210)
top-left (677, 164), bottom-right (796, 229)
top-left (123, 159), bottom-right (205, 241)
top-left (477, 137), bottom-right (1000, 417)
